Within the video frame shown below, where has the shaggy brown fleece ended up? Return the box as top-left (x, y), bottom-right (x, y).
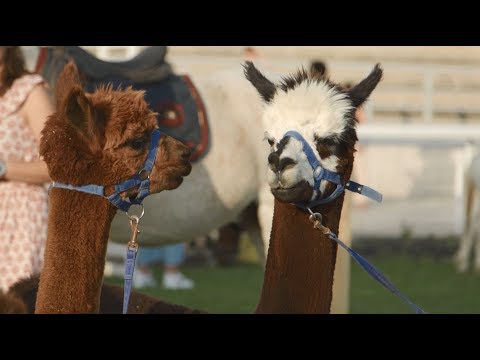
top-left (0, 291), bottom-right (27, 314)
top-left (5, 275), bottom-right (205, 314)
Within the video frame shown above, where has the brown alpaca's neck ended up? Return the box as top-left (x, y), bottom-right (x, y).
top-left (35, 189), bottom-right (117, 313)
top-left (256, 197), bottom-right (344, 314)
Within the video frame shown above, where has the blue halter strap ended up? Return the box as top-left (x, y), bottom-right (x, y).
top-left (282, 130), bottom-right (382, 210)
top-left (49, 128), bottom-right (162, 212)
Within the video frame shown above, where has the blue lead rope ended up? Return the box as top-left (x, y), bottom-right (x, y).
top-left (281, 129), bottom-right (423, 312)
top-left (327, 230), bottom-right (426, 314)
top-left (122, 215), bottom-right (141, 314)
top-left (123, 247), bottom-right (137, 314)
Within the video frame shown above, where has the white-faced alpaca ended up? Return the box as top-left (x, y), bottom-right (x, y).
top-left (244, 61), bottom-right (383, 313)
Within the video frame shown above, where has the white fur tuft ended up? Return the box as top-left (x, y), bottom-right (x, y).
top-left (264, 81), bottom-right (353, 192)
top-left (263, 81), bottom-right (352, 156)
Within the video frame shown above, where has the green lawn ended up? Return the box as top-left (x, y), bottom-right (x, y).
top-left (350, 255), bottom-right (480, 314)
top-left (106, 264), bottom-right (264, 313)
top-left (105, 255), bottom-right (480, 314)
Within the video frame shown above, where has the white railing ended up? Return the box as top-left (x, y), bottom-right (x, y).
top-left (81, 48), bottom-right (480, 124)
top-left (358, 124), bottom-right (480, 146)
top-left (327, 62), bottom-right (480, 124)
top-left (358, 123), bottom-right (480, 234)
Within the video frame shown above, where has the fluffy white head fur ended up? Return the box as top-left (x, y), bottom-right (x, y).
top-left (263, 80), bottom-right (353, 197)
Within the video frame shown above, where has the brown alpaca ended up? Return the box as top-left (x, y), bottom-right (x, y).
top-left (1, 62), bottom-right (382, 314)
top-left (33, 61), bottom-right (192, 313)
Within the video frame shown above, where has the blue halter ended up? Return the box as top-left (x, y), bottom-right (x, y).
top-left (281, 130), bottom-right (382, 209)
top-left (49, 128), bottom-right (162, 212)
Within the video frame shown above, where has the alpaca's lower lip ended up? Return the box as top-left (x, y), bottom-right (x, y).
top-left (270, 181), bottom-right (313, 203)
top-left (272, 187), bottom-right (294, 193)
top-left (271, 185), bottom-right (298, 191)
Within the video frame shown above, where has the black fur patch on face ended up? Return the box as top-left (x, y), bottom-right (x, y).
top-left (274, 136), bottom-right (291, 155)
top-left (315, 136), bottom-right (336, 159)
top-left (314, 116), bottom-right (358, 172)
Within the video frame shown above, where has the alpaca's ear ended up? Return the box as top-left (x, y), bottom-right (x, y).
top-left (64, 86), bottom-right (105, 153)
top-left (348, 63), bottom-right (383, 108)
top-left (56, 61), bottom-right (83, 109)
top-left (243, 61), bottom-right (277, 103)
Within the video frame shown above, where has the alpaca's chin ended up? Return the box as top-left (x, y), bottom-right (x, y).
top-left (151, 163), bottom-right (192, 192)
top-left (270, 181), bottom-right (313, 204)
top-left (166, 176), bottom-right (185, 190)
top-left (181, 162), bottom-right (192, 176)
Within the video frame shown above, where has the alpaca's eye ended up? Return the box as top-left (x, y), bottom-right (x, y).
top-left (127, 138), bottom-right (147, 150)
top-left (267, 138), bottom-right (275, 146)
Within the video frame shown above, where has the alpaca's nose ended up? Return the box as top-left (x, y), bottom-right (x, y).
top-left (268, 152), bottom-right (280, 171)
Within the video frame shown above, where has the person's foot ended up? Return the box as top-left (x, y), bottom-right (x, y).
top-left (133, 269), bottom-right (158, 289)
top-left (162, 272), bottom-right (195, 290)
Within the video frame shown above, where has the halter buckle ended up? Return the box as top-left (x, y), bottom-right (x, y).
top-left (138, 168), bottom-right (150, 180)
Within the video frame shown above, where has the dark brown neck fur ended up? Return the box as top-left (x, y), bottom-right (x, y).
top-left (256, 195), bottom-right (345, 314)
top-left (35, 189), bottom-right (117, 313)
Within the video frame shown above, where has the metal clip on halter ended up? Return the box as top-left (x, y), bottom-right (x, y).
top-left (126, 204), bottom-right (145, 252)
top-left (307, 208), bottom-right (330, 235)
top-left (128, 216), bottom-right (140, 252)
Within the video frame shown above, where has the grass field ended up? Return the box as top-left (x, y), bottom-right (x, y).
top-left (350, 255), bottom-right (480, 314)
top-left (105, 254), bottom-right (480, 314)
